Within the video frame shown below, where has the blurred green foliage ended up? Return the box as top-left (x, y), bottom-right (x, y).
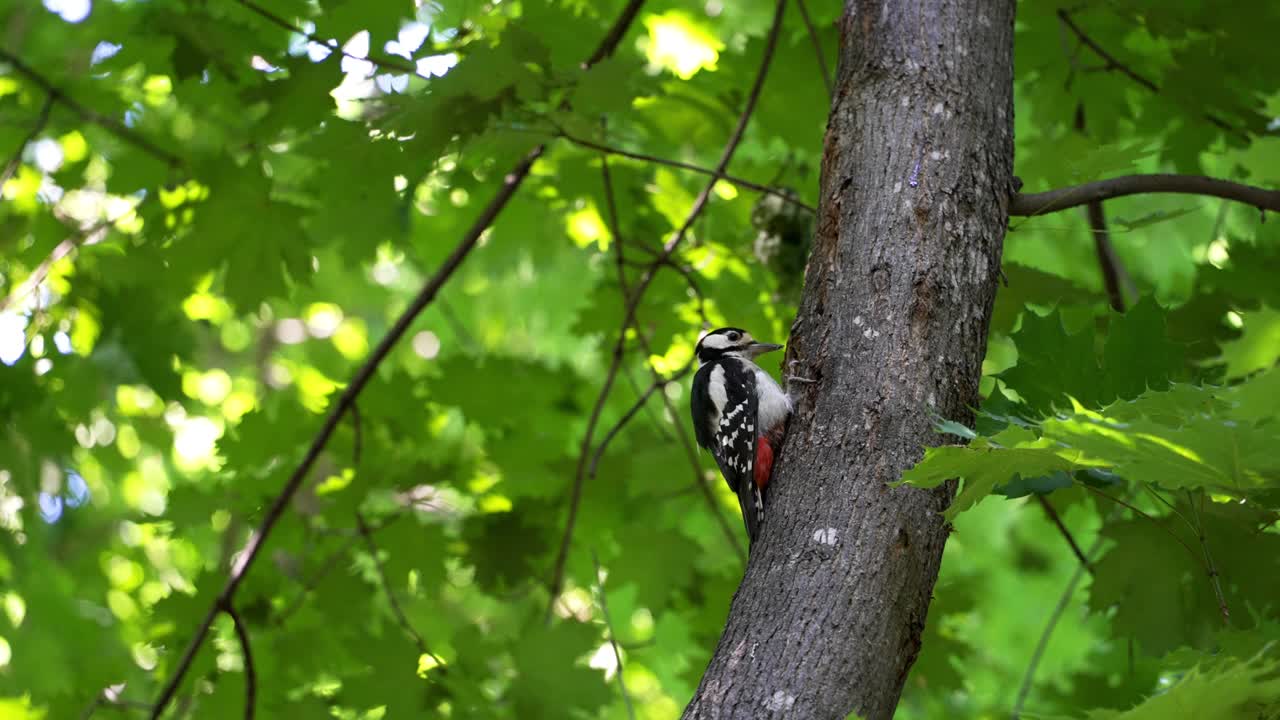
top-left (0, 0), bottom-right (1278, 718)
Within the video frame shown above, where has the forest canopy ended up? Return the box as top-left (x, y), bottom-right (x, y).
top-left (1, 0), bottom-right (1279, 718)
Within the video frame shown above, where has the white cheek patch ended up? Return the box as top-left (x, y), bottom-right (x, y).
top-left (701, 334), bottom-right (733, 350)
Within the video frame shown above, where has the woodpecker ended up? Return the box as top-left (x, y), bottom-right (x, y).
top-left (690, 327), bottom-right (792, 545)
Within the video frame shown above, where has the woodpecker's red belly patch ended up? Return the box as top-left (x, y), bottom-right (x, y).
top-left (754, 436), bottom-right (774, 489)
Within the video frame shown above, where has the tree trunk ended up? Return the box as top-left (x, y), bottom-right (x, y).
top-left (682, 2), bottom-right (1015, 719)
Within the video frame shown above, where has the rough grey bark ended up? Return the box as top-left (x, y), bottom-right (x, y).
top-left (682, 2), bottom-right (1015, 719)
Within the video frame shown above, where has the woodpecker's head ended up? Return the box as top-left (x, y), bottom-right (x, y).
top-left (695, 327), bottom-right (783, 364)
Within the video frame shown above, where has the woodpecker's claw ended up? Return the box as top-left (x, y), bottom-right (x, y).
top-left (785, 359), bottom-right (817, 385)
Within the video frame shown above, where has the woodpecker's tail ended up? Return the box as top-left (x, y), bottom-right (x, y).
top-left (737, 482), bottom-right (764, 545)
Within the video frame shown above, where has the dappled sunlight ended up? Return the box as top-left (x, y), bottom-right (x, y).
top-left (642, 12), bottom-right (723, 80)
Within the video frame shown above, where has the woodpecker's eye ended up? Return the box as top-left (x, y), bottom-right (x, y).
top-left (727, 331), bottom-right (741, 342)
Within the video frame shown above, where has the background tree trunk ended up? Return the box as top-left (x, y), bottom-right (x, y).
top-left (682, 2), bottom-right (1015, 718)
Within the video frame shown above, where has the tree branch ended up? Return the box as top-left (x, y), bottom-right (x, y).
top-left (1186, 489), bottom-right (1230, 624)
top-left (1073, 105), bottom-right (1132, 312)
top-left (234, 0), bottom-right (461, 78)
top-left (556, 131), bottom-right (816, 214)
top-left (598, 157), bottom-right (746, 562)
top-left (273, 512), bottom-right (407, 627)
top-left (149, 145), bottom-right (543, 718)
top-left (1056, 9), bottom-right (1246, 139)
top-left (147, 1), bottom-right (647, 709)
top-left (0, 49), bottom-right (183, 168)
top-left (0, 92), bottom-right (53, 186)
top-left (1011, 496), bottom-right (1130, 719)
top-left (356, 512), bottom-right (445, 665)
top-left (223, 604), bottom-right (257, 720)
top-left (1078, 483), bottom-right (1203, 562)
top-left (546, 0), bottom-right (784, 610)
top-left (1009, 174), bottom-right (1280, 217)
top-left (1035, 495), bottom-right (1091, 573)
top-left (792, 0), bottom-right (833, 98)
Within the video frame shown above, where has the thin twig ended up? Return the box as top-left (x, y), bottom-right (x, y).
top-left (235, 0), bottom-right (461, 77)
top-left (1056, 10), bottom-right (1246, 139)
top-left (141, 11), bottom-right (650, 691)
top-left (1011, 496), bottom-right (1129, 719)
top-left (620, 366), bottom-right (673, 439)
top-left (589, 362), bottom-right (694, 479)
top-left (600, 154), bottom-right (746, 562)
top-left (1035, 495), bottom-right (1090, 572)
top-left (223, 604), bottom-right (257, 720)
top-left (1186, 489), bottom-right (1230, 624)
top-left (558, 131), bottom-right (816, 214)
top-left (1073, 104), bottom-right (1131, 312)
top-left (0, 92), bottom-right (53, 186)
top-left (0, 208), bottom-right (132, 312)
top-left (273, 512), bottom-right (407, 626)
top-left (148, 145), bottom-right (545, 719)
top-left (0, 49), bottom-right (182, 168)
top-left (603, 157), bottom-right (671, 443)
top-left (1010, 174), bottom-right (1280, 217)
top-left (792, 0), bottom-right (833, 98)
top-left (350, 400), bottom-right (363, 468)
top-left (1078, 483), bottom-right (1202, 562)
top-left (355, 512), bottom-right (446, 665)
top-left (592, 552), bottom-right (636, 720)
top-left (599, 156), bottom-right (711, 325)
top-left (436, 297), bottom-right (481, 352)
top-left (547, 1), bottom-right (786, 606)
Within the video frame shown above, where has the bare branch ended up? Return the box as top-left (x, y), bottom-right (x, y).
top-left (1010, 174), bottom-right (1280, 217)
top-left (1011, 495), bottom-right (1130, 719)
top-left (349, 400), bottom-right (363, 469)
top-left (1078, 483), bottom-right (1203, 562)
top-left (148, 145), bottom-right (544, 718)
top-left (273, 512), bottom-right (407, 626)
top-left (1056, 10), bottom-right (1246, 139)
top-left (0, 207), bottom-right (135, 313)
top-left (558, 131), bottom-right (816, 215)
top-left (1035, 495), bottom-right (1091, 573)
top-left (234, 0), bottom-right (462, 78)
top-left (0, 49), bottom-right (183, 168)
top-left (223, 604), bottom-right (257, 720)
top-left (588, 361), bottom-right (695, 480)
top-left (592, 552), bottom-right (636, 720)
top-left (600, 153), bottom-right (746, 563)
top-left (0, 92), bottom-right (53, 186)
top-left (356, 512), bottom-right (446, 665)
top-left (1186, 489), bottom-right (1230, 624)
top-left (792, 0), bottom-right (833, 98)
top-left (1072, 105), bottom-right (1133, 311)
top-left (583, 1), bottom-right (646, 67)
top-left (148, 2), bottom-right (648, 709)
top-left (548, 0), bottom-right (786, 607)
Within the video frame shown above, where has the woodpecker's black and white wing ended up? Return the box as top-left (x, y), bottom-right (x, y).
top-left (691, 359), bottom-right (762, 543)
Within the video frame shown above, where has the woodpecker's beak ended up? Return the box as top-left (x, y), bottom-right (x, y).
top-left (747, 341), bottom-right (783, 358)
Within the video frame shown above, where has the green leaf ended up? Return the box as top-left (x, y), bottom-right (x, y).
top-left (898, 432), bottom-right (1081, 520)
top-left (1083, 654), bottom-right (1280, 720)
top-left (509, 620), bottom-right (611, 719)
